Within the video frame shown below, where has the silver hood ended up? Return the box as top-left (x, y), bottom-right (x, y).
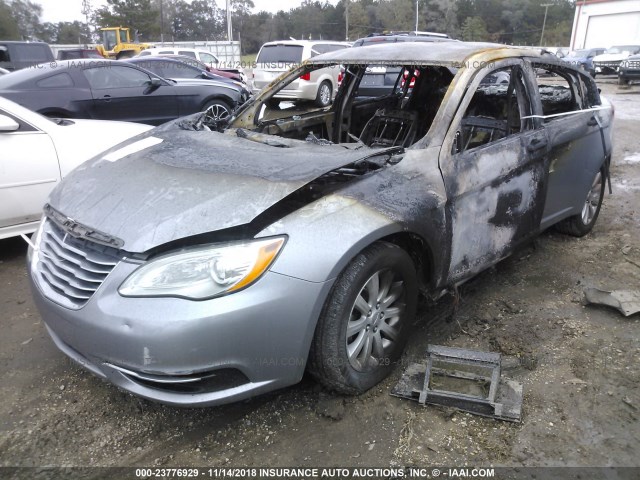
top-left (47, 126), bottom-right (384, 253)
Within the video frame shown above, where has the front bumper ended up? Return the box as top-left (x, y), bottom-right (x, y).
top-left (29, 251), bottom-right (333, 407)
top-left (619, 70), bottom-right (640, 80)
top-left (594, 62), bottom-right (621, 74)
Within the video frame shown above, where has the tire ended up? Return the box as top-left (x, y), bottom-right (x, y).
top-left (201, 100), bottom-right (231, 127)
top-left (555, 167), bottom-right (605, 237)
top-left (308, 242), bottom-right (418, 394)
top-left (314, 80), bottom-right (332, 108)
top-left (618, 76), bottom-right (629, 86)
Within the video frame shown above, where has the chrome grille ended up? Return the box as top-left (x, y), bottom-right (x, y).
top-left (595, 61), bottom-right (620, 68)
top-left (36, 219), bottom-right (120, 309)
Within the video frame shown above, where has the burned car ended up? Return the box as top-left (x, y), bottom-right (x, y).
top-left (27, 42), bottom-right (613, 406)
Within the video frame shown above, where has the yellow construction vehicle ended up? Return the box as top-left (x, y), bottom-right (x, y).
top-left (96, 27), bottom-right (152, 60)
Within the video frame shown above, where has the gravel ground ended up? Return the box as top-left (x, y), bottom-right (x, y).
top-left (0, 81), bottom-right (638, 477)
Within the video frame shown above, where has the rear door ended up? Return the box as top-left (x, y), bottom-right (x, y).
top-left (529, 62), bottom-right (608, 229)
top-left (83, 64), bottom-right (178, 124)
top-left (440, 60), bottom-right (549, 283)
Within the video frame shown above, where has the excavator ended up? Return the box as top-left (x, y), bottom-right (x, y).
top-left (96, 27), bottom-right (151, 59)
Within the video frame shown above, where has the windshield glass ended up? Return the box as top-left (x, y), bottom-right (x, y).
top-left (103, 31), bottom-right (117, 51)
top-left (607, 46), bottom-right (640, 54)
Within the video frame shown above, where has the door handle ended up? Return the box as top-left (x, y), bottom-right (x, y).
top-left (587, 116), bottom-right (598, 127)
top-left (101, 95), bottom-right (112, 103)
top-left (527, 138), bottom-right (547, 152)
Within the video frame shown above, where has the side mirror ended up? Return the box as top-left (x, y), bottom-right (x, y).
top-left (0, 114), bottom-right (19, 132)
top-left (149, 77), bottom-right (163, 87)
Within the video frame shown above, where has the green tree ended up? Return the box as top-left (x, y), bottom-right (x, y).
top-left (0, 0), bottom-right (20, 39)
top-left (10, 0), bottom-right (43, 40)
top-left (378, 0), bottom-right (414, 32)
top-left (461, 15), bottom-right (488, 41)
top-left (93, 0), bottom-right (160, 41)
top-left (169, 0), bottom-right (223, 41)
top-left (56, 21), bottom-right (87, 44)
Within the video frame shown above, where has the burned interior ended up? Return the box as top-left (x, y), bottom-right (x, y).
top-left (247, 62), bottom-right (455, 148)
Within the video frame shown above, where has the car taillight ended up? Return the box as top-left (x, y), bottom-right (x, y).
top-left (300, 72), bottom-right (311, 81)
top-left (338, 71), bottom-right (344, 86)
top-left (401, 69), bottom-right (420, 88)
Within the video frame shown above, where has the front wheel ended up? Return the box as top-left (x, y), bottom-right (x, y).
top-left (201, 100), bottom-right (231, 127)
top-left (314, 81), bottom-right (332, 108)
top-left (308, 242), bottom-right (418, 394)
top-left (556, 167), bottom-right (605, 237)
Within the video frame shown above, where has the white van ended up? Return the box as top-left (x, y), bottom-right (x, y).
top-left (252, 40), bottom-right (350, 107)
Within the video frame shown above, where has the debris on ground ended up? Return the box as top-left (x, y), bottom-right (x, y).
top-left (392, 345), bottom-right (523, 422)
top-left (584, 288), bottom-right (640, 317)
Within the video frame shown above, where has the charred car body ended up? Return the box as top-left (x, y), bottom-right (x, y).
top-left (27, 42), bottom-right (613, 406)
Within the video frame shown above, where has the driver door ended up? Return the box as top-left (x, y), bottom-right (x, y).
top-left (84, 64), bottom-right (178, 125)
top-left (440, 60), bottom-right (549, 283)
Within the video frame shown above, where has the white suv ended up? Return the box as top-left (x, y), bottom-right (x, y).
top-left (137, 47), bottom-right (220, 68)
top-left (252, 40), bottom-right (350, 107)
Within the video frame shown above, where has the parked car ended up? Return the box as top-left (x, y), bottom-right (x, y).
top-left (0, 97), bottom-right (151, 240)
top-left (353, 33), bottom-right (455, 97)
top-left (135, 47), bottom-right (247, 83)
top-left (561, 47), bottom-right (606, 77)
top-left (618, 54), bottom-right (640, 85)
top-left (136, 47), bottom-right (220, 67)
top-left (56, 48), bottom-right (104, 60)
top-left (159, 54), bottom-right (246, 83)
top-left (252, 40), bottom-right (350, 106)
top-left (0, 59), bottom-right (249, 126)
top-left (0, 41), bottom-right (55, 72)
top-left (352, 31), bottom-right (451, 46)
top-left (593, 45), bottom-right (640, 75)
top-left (126, 56), bottom-right (250, 97)
top-left (545, 46), bottom-right (570, 58)
top-left (27, 42), bottom-right (612, 407)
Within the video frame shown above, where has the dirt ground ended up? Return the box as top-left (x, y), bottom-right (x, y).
top-left (0, 80), bottom-right (639, 474)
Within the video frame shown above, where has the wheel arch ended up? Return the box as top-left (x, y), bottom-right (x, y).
top-left (377, 232), bottom-right (434, 292)
top-left (199, 94), bottom-right (235, 111)
top-left (311, 227), bottom-right (436, 295)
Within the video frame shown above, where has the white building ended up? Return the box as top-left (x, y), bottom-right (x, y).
top-left (570, 0), bottom-right (640, 49)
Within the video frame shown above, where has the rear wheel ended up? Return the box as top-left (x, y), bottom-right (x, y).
top-left (308, 242), bottom-right (418, 394)
top-left (314, 81), bottom-right (332, 108)
top-left (556, 167), bottom-right (605, 237)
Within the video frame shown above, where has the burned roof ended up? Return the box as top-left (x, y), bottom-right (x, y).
top-left (307, 41), bottom-right (546, 66)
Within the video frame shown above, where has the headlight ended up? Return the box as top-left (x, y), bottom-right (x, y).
top-left (119, 237), bottom-right (285, 299)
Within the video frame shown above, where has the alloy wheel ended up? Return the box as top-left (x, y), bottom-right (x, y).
top-left (346, 269), bottom-right (405, 371)
top-left (581, 170), bottom-right (603, 225)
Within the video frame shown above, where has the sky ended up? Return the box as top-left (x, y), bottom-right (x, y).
top-left (37, 0), bottom-right (340, 24)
